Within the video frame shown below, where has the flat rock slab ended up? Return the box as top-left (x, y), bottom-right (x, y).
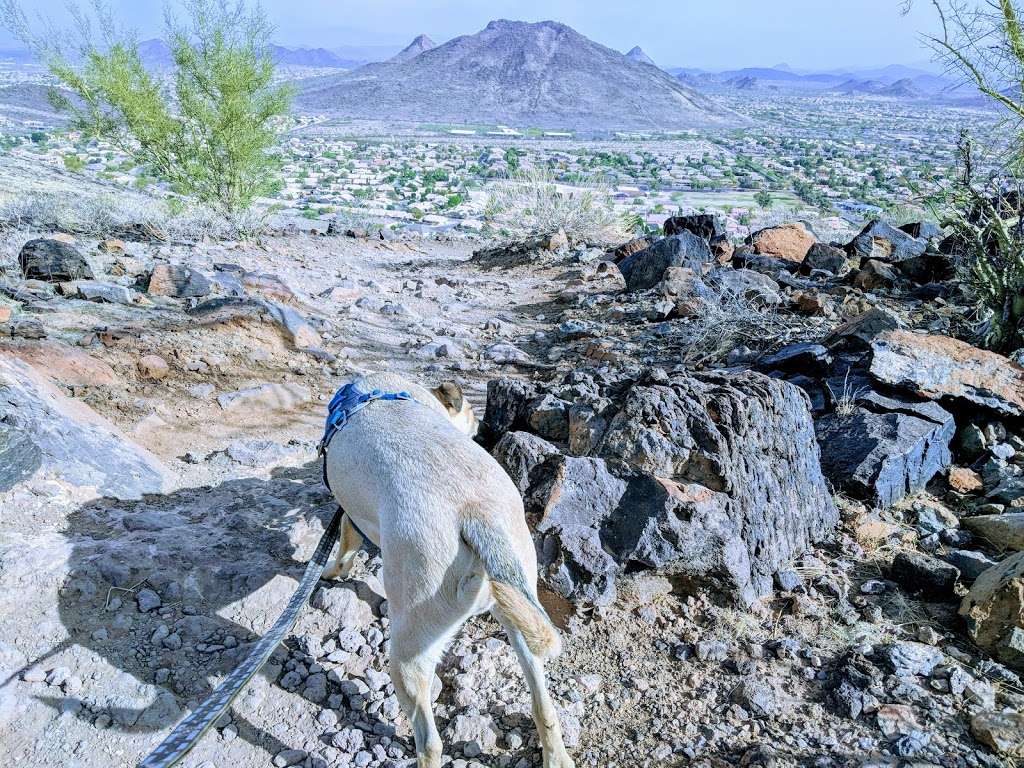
top-left (0, 354), bottom-right (169, 499)
top-left (869, 330), bottom-right (1024, 417)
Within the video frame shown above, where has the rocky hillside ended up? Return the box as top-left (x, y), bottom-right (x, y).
top-left (296, 20), bottom-right (735, 130)
top-left (1, 197), bottom-right (1023, 768)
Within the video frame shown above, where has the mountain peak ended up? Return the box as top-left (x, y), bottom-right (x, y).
top-left (391, 33), bottom-right (437, 63)
top-left (626, 46), bottom-right (656, 67)
top-left (298, 19), bottom-right (735, 131)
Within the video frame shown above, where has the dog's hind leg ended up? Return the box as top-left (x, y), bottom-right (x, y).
top-left (389, 622), bottom-right (446, 768)
top-left (495, 611), bottom-right (575, 768)
top-left (322, 512), bottom-right (361, 581)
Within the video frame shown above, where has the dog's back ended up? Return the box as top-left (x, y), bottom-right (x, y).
top-left (321, 372), bottom-right (573, 768)
top-left (324, 373), bottom-right (558, 655)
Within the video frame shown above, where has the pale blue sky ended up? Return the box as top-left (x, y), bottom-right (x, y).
top-left (3, 0), bottom-right (946, 71)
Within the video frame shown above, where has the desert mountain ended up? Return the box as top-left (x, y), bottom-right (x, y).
top-left (297, 20), bottom-right (735, 130)
top-left (136, 38), bottom-right (360, 69)
top-left (625, 45), bottom-right (656, 67)
top-left (391, 34), bottom-right (437, 63)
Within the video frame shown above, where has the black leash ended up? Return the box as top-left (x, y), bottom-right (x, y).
top-left (138, 506), bottom-right (343, 768)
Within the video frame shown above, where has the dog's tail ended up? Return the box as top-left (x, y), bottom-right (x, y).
top-left (461, 517), bottom-right (562, 659)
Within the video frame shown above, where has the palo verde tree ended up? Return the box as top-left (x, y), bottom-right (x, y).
top-left (1, 0), bottom-right (292, 212)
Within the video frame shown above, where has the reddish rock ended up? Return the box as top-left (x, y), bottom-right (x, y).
top-left (948, 466), bottom-right (983, 494)
top-left (746, 223), bottom-right (816, 263)
top-left (608, 236), bottom-right (653, 264)
top-left (870, 331), bottom-right (1024, 417)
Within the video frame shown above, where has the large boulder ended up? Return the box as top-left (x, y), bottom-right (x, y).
top-left (617, 232), bottom-right (713, 291)
top-left (869, 331), bottom-right (1024, 417)
top-left (964, 514), bottom-right (1024, 552)
top-left (663, 214), bottom-right (732, 262)
top-left (18, 238), bottom-right (93, 282)
top-left (487, 368), bottom-right (839, 606)
top-left (529, 456), bottom-right (738, 605)
top-left (815, 400), bottom-right (955, 509)
top-left (959, 551), bottom-right (1024, 671)
top-left (0, 355), bottom-right (169, 499)
top-left (745, 223), bottom-right (816, 263)
top-left (663, 213), bottom-right (725, 242)
top-left (846, 220), bottom-right (928, 263)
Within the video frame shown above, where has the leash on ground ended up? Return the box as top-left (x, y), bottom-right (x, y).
top-left (138, 506), bottom-right (343, 768)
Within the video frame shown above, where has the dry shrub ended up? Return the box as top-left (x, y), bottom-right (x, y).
top-left (484, 167), bottom-right (628, 244)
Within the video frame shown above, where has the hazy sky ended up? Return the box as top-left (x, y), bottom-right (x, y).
top-left (3, 0), bottom-right (947, 71)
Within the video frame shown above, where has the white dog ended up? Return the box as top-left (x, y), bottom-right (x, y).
top-left (321, 372), bottom-right (575, 768)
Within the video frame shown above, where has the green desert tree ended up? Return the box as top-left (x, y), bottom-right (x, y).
top-left (1, 0), bottom-right (292, 212)
top-left (906, 0), bottom-right (1024, 352)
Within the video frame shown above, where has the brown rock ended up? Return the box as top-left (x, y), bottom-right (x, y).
top-left (949, 466), bottom-right (983, 494)
top-left (852, 259), bottom-right (901, 291)
top-left (746, 223), bottom-right (816, 263)
top-left (541, 229), bottom-right (568, 252)
top-left (98, 238), bottom-right (126, 253)
top-left (608, 236), bottom-right (654, 264)
top-left (971, 711), bottom-right (1024, 756)
top-left (960, 551), bottom-right (1024, 672)
top-left (712, 239), bottom-right (734, 265)
top-left (0, 305), bottom-right (10, 324)
top-left (137, 354), bottom-right (170, 381)
top-left (869, 331), bottom-right (1024, 417)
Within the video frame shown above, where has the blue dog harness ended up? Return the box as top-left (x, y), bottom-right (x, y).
top-left (318, 382), bottom-right (414, 489)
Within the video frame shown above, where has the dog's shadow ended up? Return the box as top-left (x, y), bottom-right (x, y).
top-left (25, 459), bottom-right (354, 760)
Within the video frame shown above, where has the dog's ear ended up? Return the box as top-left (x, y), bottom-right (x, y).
top-left (431, 381), bottom-right (464, 413)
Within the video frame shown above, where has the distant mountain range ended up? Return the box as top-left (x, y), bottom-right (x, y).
top-left (136, 38), bottom-right (365, 69)
top-left (669, 62), bottom-right (979, 102)
top-left (296, 20), bottom-right (737, 131)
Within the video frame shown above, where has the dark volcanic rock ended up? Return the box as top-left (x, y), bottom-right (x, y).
top-left (492, 431), bottom-right (560, 493)
top-left (492, 368), bottom-right (839, 606)
top-left (815, 403), bottom-right (954, 508)
top-left (847, 220), bottom-right (928, 263)
top-left (802, 243), bottom-right (849, 275)
top-left (890, 550), bottom-right (959, 599)
top-left (617, 232), bottom-right (713, 291)
top-left (663, 214), bottom-right (728, 254)
top-left (18, 239), bottom-right (93, 282)
top-left (528, 455), bottom-right (738, 605)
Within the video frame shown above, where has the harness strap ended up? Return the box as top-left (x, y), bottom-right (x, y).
top-left (318, 383), bottom-right (414, 491)
top-left (138, 506), bottom-right (343, 768)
